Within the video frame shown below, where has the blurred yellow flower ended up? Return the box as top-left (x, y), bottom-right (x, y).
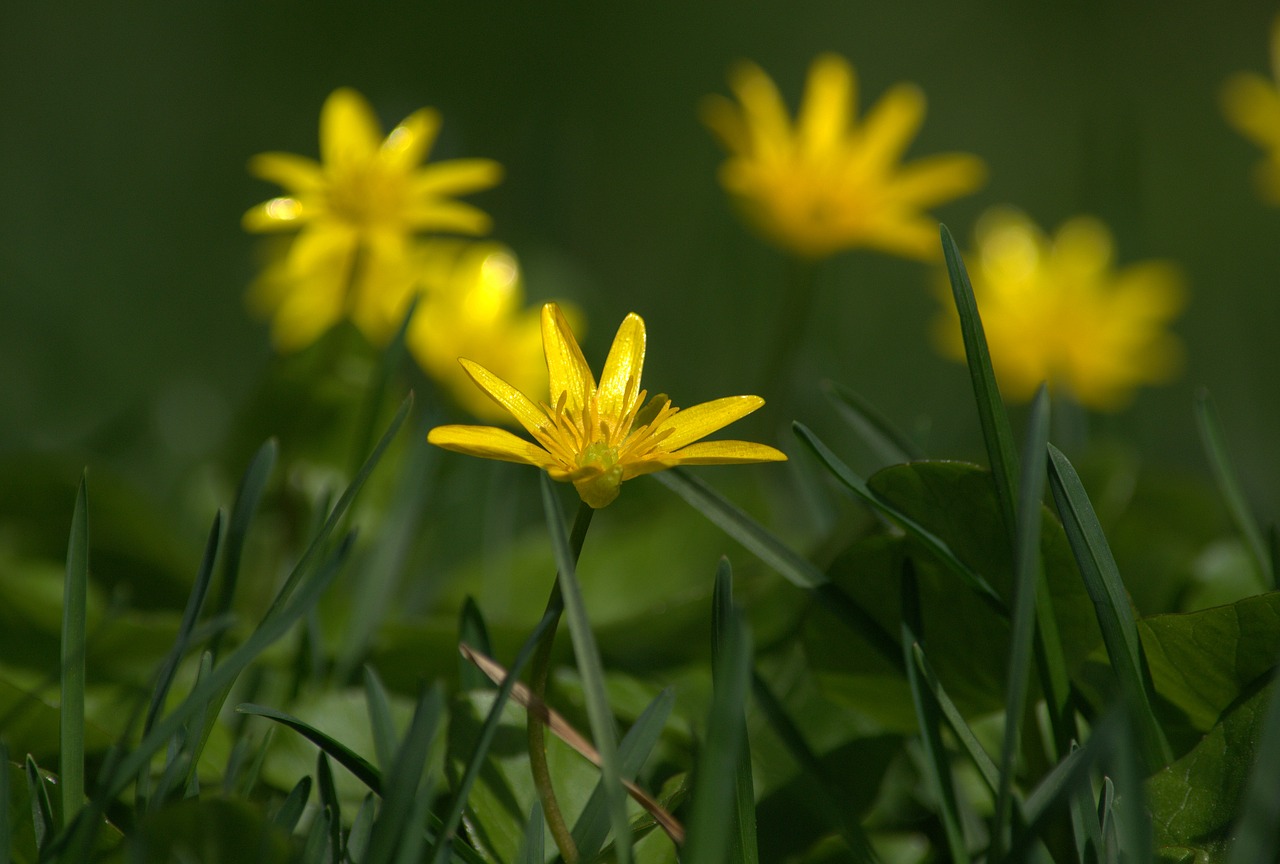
top-left (406, 240), bottom-right (568, 423)
top-left (429, 304), bottom-right (787, 508)
top-left (932, 209), bottom-right (1186, 411)
top-left (702, 53), bottom-right (986, 260)
top-left (1222, 16), bottom-right (1280, 204)
top-left (243, 87), bottom-right (502, 349)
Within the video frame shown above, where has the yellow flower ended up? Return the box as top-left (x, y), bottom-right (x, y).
top-left (405, 240), bottom-right (571, 423)
top-left (932, 209), bottom-right (1186, 411)
top-left (702, 53), bottom-right (986, 260)
top-left (428, 304), bottom-right (787, 508)
top-left (243, 87), bottom-right (503, 349)
top-left (1222, 16), bottom-right (1280, 204)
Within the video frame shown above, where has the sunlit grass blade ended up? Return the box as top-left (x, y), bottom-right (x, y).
top-left (236, 702), bottom-right (382, 794)
top-left (1226, 670), bottom-right (1280, 863)
top-left (364, 665), bottom-right (399, 774)
top-left (517, 803), bottom-right (545, 864)
top-left (541, 475), bottom-right (632, 864)
top-left (263, 391), bottom-right (413, 624)
top-left (273, 776), bottom-right (312, 833)
top-left (750, 673), bottom-right (880, 863)
top-left (24, 757), bottom-right (53, 855)
top-left (571, 687), bottom-right (676, 860)
top-left (712, 560), bottom-right (759, 864)
top-left (366, 684), bottom-right (443, 864)
top-left (993, 386), bottom-right (1049, 860)
top-left (1046, 444), bottom-right (1170, 771)
top-left (940, 223), bottom-right (1019, 537)
top-left (210, 437), bottom-right (277, 659)
top-left (60, 472), bottom-right (88, 828)
top-left (823, 379), bottom-right (925, 464)
top-left (430, 606), bottom-right (563, 864)
top-left (144, 511), bottom-right (221, 741)
top-left (1194, 389), bottom-right (1274, 586)
top-left (793, 422), bottom-right (1005, 613)
top-left (457, 597), bottom-right (493, 691)
top-left (900, 560), bottom-right (969, 864)
top-left (653, 468), bottom-right (825, 590)
top-left (683, 600), bottom-right (752, 864)
top-left (61, 532), bottom-right (356, 859)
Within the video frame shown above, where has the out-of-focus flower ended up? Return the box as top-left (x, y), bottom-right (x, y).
top-left (406, 240), bottom-right (568, 423)
top-left (1222, 16), bottom-right (1280, 204)
top-left (429, 304), bottom-right (787, 508)
top-left (243, 87), bottom-right (502, 349)
top-left (932, 209), bottom-right (1186, 411)
top-left (702, 53), bottom-right (985, 260)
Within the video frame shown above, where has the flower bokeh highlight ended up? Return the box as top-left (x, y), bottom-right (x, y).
top-left (1221, 16), bottom-right (1280, 204)
top-left (243, 87), bottom-right (503, 349)
top-left (932, 209), bottom-right (1186, 411)
top-left (702, 53), bottom-right (986, 260)
top-left (429, 304), bottom-right (787, 508)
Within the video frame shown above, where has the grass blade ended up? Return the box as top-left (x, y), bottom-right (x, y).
top-left (900, 560), bottom-right (969, 864)
top-left (0, 741), bottom-right (9, 864)
top-left (571, 687), bottom-right (676, 860)
top-left (823, 380), bottom-right (925, 464)
top-left (24, 757), bottom-right (53, 854)
top-left (794, 422), bottom-right (1005, 612)
top-left (1194, 389), bottom-right (1273, 586)
top-left (316, 752), bottom-right (342, 860)
top-left (350, 295), bottom-right (417, 478)
top-left (366, 684), bottom-right (443, 864)
top-left (364, 665), bottom-right (399, 774)
top-left (993, 386), bottom-right (1050, 859)
top-left (210, 438), bottom-right (277, 659)
top-left (348, 794), bottom-right (376, 863)
top-left (236, 703), bottom-right (382, 794)
top-left (683, 599), bottom-right (753, 864)
top-left (910, 644), bottom-right (999, 794)
top-left (940, 223), bottom-right (1019, 538)
top-left (60, 472), bottom-right (89, 827)
top-left (273, 776), bottom-right (312, 833)
top-left (457, 597), bottom-right (492, 691)
top-left (712, 560), bottom-right (759, 864)
top-left (541, 475), bottom-right (632, 864)
top-left (750, 674), bottom-right (880, 863)
top-left (1046, 444), bottom-right (1170, 771)
top-left (652, 468), bottom-right (826, 590)
top-left (1227, 669), bottom-right (1280, 863)
top-left (517, 802), bottom-right (545, 864)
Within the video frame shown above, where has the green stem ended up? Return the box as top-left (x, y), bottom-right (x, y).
top-left (760, 256), bottom-right (819, 405)
top-left (528, 500), bottom-right (594, 864)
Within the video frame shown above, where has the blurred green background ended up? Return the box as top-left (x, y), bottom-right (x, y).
top-left (3, 0), bottom-right (1278, 518)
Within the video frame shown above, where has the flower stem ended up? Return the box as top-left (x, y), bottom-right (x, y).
top-left (760, 256), bottom-right (819, 411)
top-left (528, 500), bottom-right (595, 864)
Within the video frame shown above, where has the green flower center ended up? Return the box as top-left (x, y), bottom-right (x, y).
top-left (573, 441), bottom-right (624, 508)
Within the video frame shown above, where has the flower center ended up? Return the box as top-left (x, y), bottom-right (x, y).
top-left (573, 441), bottom-right (624, 509)
top-left (327, 163), bottom-right (403, 228)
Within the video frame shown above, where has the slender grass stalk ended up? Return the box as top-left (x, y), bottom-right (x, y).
top-left (992, 387), bottom-right (1050, 861)
top-left (60, 473), bottom-right (89, 828)
top-left (209, 438), bottom-right (277, 660)
top-left (540, 477), bottom-right (632, 864)
top-left (349, 287), bottom-right (418, 480)
top-left (823, 379), bottom-right (925, 464)
top-left (366, 684), bottom-right (444, 864)
top-left (712, 560), bottom-right (759, 864)
top-left (1194, 389), bottom-right (1274, 587)
top-left (25, 757), bottom-right (53, 855)
top-left (364, 665), bottom-right (400, 774)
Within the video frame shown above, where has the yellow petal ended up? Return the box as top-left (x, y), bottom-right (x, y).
top-left (247, 152), bottom-right (325, 192)
top-left (624, 440), bottom-right (787, 478)
top-left (321, 88), bottom-right (382, 167)
top-left (856, 82), bottom-right (925, 170)
top-left (541, 303), bottom-right (595, 418)
top-left (797, 53), bottom-right (855, 159)
top-left (659, 395), bottom-right (764, 451)
top-left (1222, 73), bottom-right (1280, 148)
top-left (427, 425), bottom-right (556, 468)
top-left (888, 153), bottom-right (987, 207)
top-left (242, 197), bottom-right (312, 232)
top-left (596, 313), bottom-right (646, 422)
top-left (699, 94), bottom-right (750, 154)
top-left (381, 107), bottom-right (442, 169)
top-left (727, 61), bottom-right (793, 161)
top-left (458, 358), bottom-right (549, 441)
top-left (405, 200), bottom-right (494, 235)
top-left (413, 159), bottom-right (504, 197)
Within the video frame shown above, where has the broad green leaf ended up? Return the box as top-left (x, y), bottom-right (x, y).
top-left (1148, 682), bottom-right (1274, 860)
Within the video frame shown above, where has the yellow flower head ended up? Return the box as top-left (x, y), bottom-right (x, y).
top-left (702, 53), bottom-right (986, 260)
top-left (1222, 15), bottom-right (1280, 204)
top-left (932, 209), bottom-right (1186, 411)
top-left (243, 87), bottom-right (503, 349)
top-left (428, 304), bottom-right (787, 508)
top-left (406, 240), bottom-right (570, 423)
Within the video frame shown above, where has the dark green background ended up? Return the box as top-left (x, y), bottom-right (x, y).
top-left (3, 2), bottom-right (1277, 515)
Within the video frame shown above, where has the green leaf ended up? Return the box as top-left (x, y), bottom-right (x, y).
top-left (939, 223), bottom-right (1019, 542)
top-left (1047, 444), bottom-right (1171, 770)
top-left (239, 701), bottom-right (383, 795)
top-left (364, 665), bottom-right (400, 775)
top-left (822, 380), bottom-right (924, 465)
top-left (541, 475), bottom-right (631, 864)
top-left (272, 776), bottom-right (311, 833)
top-left (682, 598), bottom-right (752, 864)
top-left (1227, 669), bottom-right (1280, 864)
top-left (60, 472), bottom-right (89, 826)
top-left (1194, 390), bottom-right (1273, 587)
